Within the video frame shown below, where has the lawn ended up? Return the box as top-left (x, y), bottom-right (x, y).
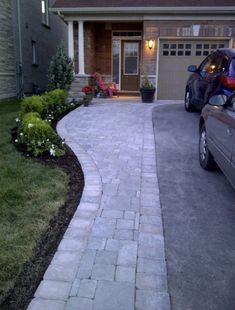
top-left (0, 100), bottom-right (68, 301)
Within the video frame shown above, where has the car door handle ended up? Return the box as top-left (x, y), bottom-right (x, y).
top-left (227, 128), bottom-right (233, 136)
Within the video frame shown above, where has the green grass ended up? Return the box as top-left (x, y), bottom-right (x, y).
top-left (0, 100), bottom-right (68, 297)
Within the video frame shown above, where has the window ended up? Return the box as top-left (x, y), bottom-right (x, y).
top-left (41, 0), bottom-right (49, 26)
top-left (199, 56), bottom-right (212, 74)
top-left (112, 40), bottom-right (120, 85)
top-left (162, 42), bottom-right (192, 57)
top-left (124, 42), bottom-right (139, 75)
top-left (112, 31), bottom-right (141, 38)
top-left (32, 41), bottom-right (37, 65)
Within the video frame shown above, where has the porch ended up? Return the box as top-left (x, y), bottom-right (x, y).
top-left (67, 21), bottom-right (157, 96)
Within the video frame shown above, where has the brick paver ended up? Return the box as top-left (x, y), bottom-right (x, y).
top-left (28, 99), bottom-right (170, 310)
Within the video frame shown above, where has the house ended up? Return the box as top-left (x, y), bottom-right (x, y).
top-left (0, 0), bottom-right (67, 99)
top-left (51, 0), bottom-right (235, 100)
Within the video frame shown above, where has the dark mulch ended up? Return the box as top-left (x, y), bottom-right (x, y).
top-left (0, 123), bottom-right (84, 309)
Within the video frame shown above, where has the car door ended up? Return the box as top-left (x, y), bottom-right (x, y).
top-left (191, 55), bottom-right (212, 107)
top-left (207, 94), bottom-right (235, 184)
top-left (193, 52), bottom-right (223, 108)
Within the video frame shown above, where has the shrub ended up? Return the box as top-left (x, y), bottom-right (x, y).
top-left (17, 112), bottom-right (65, 157)
top-left (20, 96), bottom-right (44, 116)
top-left (47, 45), bottom-right (74, 90)
top-left (20, 89), bottom-right (68, 122)
top-left (41, 89), bottom-right (68, 121)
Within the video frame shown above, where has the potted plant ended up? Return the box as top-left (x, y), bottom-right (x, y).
top-left (82, 86), bottom-right (95, 106)
top-left (140, 76), bottom-right (156, 103)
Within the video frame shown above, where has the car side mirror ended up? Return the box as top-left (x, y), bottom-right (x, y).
top-left (187, 65), bottom-right (198, 73)
top-left (209, 94), bottom-right (227, 106)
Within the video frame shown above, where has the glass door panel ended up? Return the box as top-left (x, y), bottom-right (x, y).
top-left (124, 42), bottom-right (139, 75)
top-left (112, 40), bottom-right (120, 87)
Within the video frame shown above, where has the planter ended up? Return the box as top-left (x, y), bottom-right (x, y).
top-left (140, 88), bottom-right (156, 103)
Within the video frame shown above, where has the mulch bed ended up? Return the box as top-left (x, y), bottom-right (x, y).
top-left (0, 118), bottom-right (84, 309)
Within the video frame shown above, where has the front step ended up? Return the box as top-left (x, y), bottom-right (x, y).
top-left (118, 91), bottom-right (140, 97)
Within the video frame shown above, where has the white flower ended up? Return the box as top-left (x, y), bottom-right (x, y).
top-left (15, 117), bottom-right (20, 122)
top-left (50, 148), bottom-right (56, 157)
top-left (28, 123), bottom-right (33, 129)
top-left (15, 139), bottom-right (18, 143)
top-left (62, 141), bottom-right (65, 145)
top-left (48, 119), bottom-right (51, 122)
top-left (20, 132), bottom-right (23, 136)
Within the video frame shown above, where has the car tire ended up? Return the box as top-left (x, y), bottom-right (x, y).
top-left (199, 124), bottom-right (217, 170)
top-left (184, 88), bottom-right (194, 112)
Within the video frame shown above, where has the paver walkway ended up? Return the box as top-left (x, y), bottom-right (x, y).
top-left (28, 99), bottom-right (171, 310)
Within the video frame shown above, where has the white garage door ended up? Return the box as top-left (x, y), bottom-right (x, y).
top-left (157, 39), bottom-right (229, 100)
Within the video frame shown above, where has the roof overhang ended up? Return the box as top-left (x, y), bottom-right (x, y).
top-left (50, 6), bottom-right (235, 22)
top-left (50, 6), bottom-right (235, 15)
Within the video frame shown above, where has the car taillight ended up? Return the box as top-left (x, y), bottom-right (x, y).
top-left (220, 76), bottom-right (235, 89)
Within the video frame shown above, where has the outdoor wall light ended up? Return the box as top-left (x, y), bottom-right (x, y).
top-left (147, 39), bottom-right (154, 50)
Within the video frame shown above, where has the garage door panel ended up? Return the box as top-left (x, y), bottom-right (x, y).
top-left (158, 40), bottom-right (229, 100)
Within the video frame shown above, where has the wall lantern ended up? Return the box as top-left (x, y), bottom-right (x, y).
top-left (147, 39), bottom-right (154, 50)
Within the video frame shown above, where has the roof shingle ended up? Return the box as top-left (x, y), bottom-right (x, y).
top-left (53, 0), bottom-right (235, 8)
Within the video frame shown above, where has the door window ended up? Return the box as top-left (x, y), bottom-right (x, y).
top-left (124, 42), bottom-right (139, 75)
top-left (112, 40), bottom-right (120, 85)
top-left (199, 56), bottom-right (212, 74)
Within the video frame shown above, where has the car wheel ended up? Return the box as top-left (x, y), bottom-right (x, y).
top-left (184, 88), bottom-right (194, 112)
top-left (199, 124), bottom-right (216, 170)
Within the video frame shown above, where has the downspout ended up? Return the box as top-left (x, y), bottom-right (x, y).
top-left (17, 0), bottom-right (22, 63)
top-left (16, 0), bottom-right (23, 97)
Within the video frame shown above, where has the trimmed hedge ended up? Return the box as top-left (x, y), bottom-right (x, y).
top-left (16, 89), bottom-right (80, 157)
top-left (20, 89), bottom-right (69, 122)
top-left (17, 112), bottom-right (65, 157)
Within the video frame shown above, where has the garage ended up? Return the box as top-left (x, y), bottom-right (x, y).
top-left (157, 39), bottom-right (230, 100)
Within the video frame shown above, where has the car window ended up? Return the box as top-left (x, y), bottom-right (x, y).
top-left (229, 59), bottom-right (235, 76)
top-left (199, 53), bottom-right (229, 75)
top-left (199, 56), bottom-right (212, 73)
top-left (231, 93), bottom-right (235, 110)
top-left (226, 92), bottom-right (235, 110)
top-left (213, 55), bottom-right (229, 73)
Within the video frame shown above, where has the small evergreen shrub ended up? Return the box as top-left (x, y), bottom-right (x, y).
top-left (17, 112), bottom-right (65, 157)
top-left (47, 45), bottom-right (74, 90)
top-left (21, 96), bottom-right (44, 116)
top-left (20, 89), bottom-right (68, 122)
top-left (16, 89), bottom-right (80, 158)
top-left (41, 89), bottom-right (68, 122)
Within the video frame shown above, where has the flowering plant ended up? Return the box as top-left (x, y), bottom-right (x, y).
top-left (91, 72), bottom-right (102, 81)
top-left (82, 86), bottom-right (96, 95)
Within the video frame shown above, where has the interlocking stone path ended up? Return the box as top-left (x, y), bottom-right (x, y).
top-left (28, 99), bottom-right (171, 310)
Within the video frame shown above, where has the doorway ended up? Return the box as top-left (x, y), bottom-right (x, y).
top-left (112, 35), bottom-right (141, 92)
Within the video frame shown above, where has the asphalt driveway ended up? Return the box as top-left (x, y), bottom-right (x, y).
top-left (153, 103), bottom-right (235, 310)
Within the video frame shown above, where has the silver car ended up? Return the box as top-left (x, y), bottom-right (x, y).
top-left (199, 92), bottom-right (235, 188)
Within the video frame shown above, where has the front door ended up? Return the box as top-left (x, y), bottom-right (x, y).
top-left (121, 41), bottom-right (140, 91)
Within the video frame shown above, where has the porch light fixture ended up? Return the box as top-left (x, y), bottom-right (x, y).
top-left (147, 39), bottom-right (154, 50)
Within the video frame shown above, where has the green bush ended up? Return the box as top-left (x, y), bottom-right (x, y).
top-left (17, 112), bottom-right (65, 157)
top-left (20, 89), bottom-right (68, 122)
top-left (20, 96), bottom-right (44, 116)
top-left (47, 45), bottom-right (74, 90)
top-left (46, 89), bottom-right (68, 105)
top-left (41, 89), bottom-right (68, 121)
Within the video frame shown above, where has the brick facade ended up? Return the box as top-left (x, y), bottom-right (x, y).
top-left (0, 0), bottom-right (67, 99)
top-left (0, 0), bottom-right (17, 99)
top-left (142, 20), bottom-right (235, 86)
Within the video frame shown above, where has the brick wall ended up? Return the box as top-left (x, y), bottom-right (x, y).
top-left (82, 22), bottom-right (143, 75)
top-left (142, 20), bottom-right (235, 85)
top-left (0, 0), bottom-right (17, 99)
top-left (14, 0), bottom-right (67, 94)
